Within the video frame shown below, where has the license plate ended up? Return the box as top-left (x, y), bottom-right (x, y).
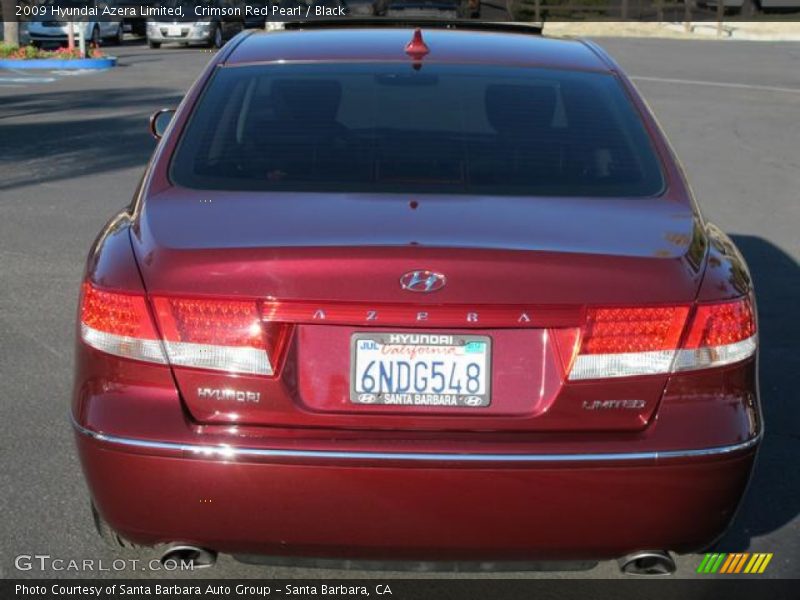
top-left (167, 26), bottom-right (182, 37)
top-left (350, 333), bottom-right (491, 408)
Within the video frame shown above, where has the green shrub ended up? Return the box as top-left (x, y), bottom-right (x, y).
top-left (0, 43), bottom-right (19, 58)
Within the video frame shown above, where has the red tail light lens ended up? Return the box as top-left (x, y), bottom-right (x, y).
top-left (580, 307), bottom-right (689, 355)
top-left (79, 283), bottom-right (166, 363)
top-left (673, 297), bottom-right (757, 372)
top-left (682, 298), bottom-right (756, 349)
top-left (154, 298), bottom-right (264, 347)
top-left (152, 297), bottom-right (292, 376)
top-left (568, 298), bottom-right (756, 380)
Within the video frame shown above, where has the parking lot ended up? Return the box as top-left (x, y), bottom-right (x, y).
top-left (0, 35), bottom-right (798, 579)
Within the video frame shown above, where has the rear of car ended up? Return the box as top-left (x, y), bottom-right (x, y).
top-left (146, 20), bottom-right (219, 47)
top-left (145, 0), bottom-right (244, 48)
top-left (73, 24), bottom-right (760, 567)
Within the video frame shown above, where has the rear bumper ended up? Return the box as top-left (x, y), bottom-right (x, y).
top-left (148, 33), bottom-right (210, 43)
top-left (146, 28), bottom-right (211, 44)
top-left (28, 30), bottom-right (112, 42)
top-left (28, 33), bottom-right (74, 41)
top-left (74, 420), bottom-right (759, 561)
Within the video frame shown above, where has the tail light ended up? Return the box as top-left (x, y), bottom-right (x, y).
top-left (672, 298), bottom-right (757, 372)
top-left (80, 281), bottom-right (754, 381)
top-left (568, 297), bottom-right (756, 380)
top-left (79, 283), bottom-right (167, 364)
top-left (568, 306), bottom-right (689, 380)
top-left (151, 297), bottom-right (291, 376)
top-left (79, 283), bottom-right (291, 376)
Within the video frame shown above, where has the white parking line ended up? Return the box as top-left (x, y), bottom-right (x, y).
top-left (51, 69), bottom-right (102, 76)
top-left (631, 75), bottom-right (800, 95)
top-left (0, 65), bottom-right (104, 87)
top-left (0, 76), bottom-right (57, 84)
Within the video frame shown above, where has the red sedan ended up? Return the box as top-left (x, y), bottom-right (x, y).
top-left (72, 22), bottom-right (760, 575)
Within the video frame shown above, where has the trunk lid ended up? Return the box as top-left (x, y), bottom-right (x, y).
top-left (132, 189), bottom-right (704, 432)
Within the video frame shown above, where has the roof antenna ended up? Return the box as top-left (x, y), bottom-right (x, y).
top-left (405, 28), bottom-right (429, 69)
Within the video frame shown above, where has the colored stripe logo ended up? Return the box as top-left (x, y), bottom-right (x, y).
top-left (697, 553), bottom-right (773, 574)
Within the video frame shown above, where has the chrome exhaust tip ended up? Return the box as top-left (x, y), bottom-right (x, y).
top-left (618, 550), bottom-right (676, 576)
top-left (160, 544), bottom-right (217, 569)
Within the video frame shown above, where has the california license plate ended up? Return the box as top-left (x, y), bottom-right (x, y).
top-left (167, 25), bottom-right (183, 37)
top-left (350, 333), bottom-right (491, 408)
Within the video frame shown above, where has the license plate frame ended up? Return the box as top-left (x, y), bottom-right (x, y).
top-left (349, 332), bottom-right (492, 408)
top-left (167, 25), bottom-right (183, 37)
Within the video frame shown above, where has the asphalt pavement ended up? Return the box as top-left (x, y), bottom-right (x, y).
top-left (0, 35), bottom-right (798, 580)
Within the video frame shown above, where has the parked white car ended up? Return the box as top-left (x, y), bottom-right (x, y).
top-left (27, 20), bottom-right (124, 47)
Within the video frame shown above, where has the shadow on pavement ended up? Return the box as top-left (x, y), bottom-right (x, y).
top-left (0, 86), bottom-right (182, 121)
top-left (0, 87), bottom-right (182, 191)
top-left (719, 235), bottom-right (800, 550)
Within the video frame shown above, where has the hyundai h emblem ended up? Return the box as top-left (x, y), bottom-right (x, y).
top-left (400, 270), bottom-right (446, 293)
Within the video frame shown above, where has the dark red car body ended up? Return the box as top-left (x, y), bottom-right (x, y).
top-left (73, 24), bottom-right (760, 566)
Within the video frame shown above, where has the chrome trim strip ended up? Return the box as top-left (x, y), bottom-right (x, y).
top-left (71, 417), bottom-right (761, 463)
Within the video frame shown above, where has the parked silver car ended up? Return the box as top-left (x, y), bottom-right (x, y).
top-left (146, 0), bottom-right (244, 48)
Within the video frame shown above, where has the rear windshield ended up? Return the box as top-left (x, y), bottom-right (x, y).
top-left (170, 63), bottom-right (665, 197)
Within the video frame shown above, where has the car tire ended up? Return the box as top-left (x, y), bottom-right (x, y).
top-left (112, 23), bottom-right (124, 46)
top-left (148, 40), bottom-right (161, 49)
top-left (211, 25), bottom-right (223, 49)
top-left (91, 503), bottom-right (138, 550)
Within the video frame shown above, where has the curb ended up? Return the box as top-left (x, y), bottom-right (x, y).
top-left (545, 22), bottom-right (800, 42)
top-left (0, 56), bottom-right (117, 70)
top-left (661, 22), bottom-right (800, 41)
top-left (729, 32), bottom-right (800, 41)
